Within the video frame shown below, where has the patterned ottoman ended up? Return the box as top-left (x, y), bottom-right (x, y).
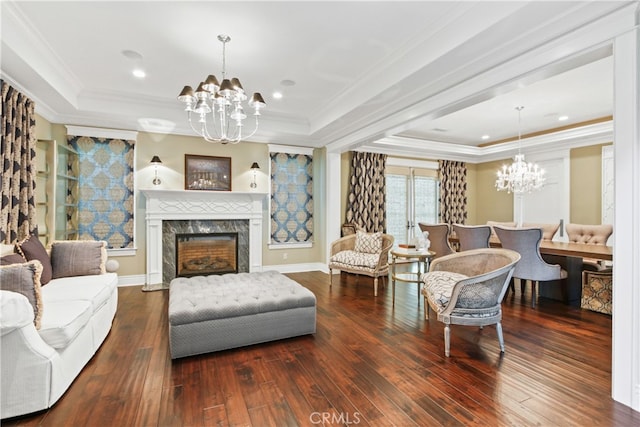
top-left (168, 271), bottom-right (316, 359)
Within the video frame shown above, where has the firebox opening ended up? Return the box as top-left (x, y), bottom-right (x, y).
top-left (175, 232), bottom-right (238, 277)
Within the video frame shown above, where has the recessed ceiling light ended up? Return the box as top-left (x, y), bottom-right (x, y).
top-left (558, 115), bottom-right (569, 121)
top-left (272, 91), bottom-right (283, 99)
top-left (481, 135), bottom-right (490, 140)
top-left (280, 79), bottom-right (296, 87)
top-left (122, 50), bottom-right (143, 60)
top-left (132, 68), bottom-right (146, 78)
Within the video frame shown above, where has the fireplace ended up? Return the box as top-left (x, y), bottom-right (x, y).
top-left (175, 232), bottom-right (238, 277)
top-left (141, 189), bottom-right (266, 291)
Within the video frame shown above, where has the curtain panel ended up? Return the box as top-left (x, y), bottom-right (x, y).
top-left (439, 160), bottom-right (467, 225)
top-left (1, 80), bottom-right (37, 244)
top-left (345, 151), bottom-right (387, 232)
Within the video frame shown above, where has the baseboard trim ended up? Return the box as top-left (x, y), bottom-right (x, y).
top-left (264, 262), bottom-right (329, 274)
top-left (117, 274), bottom-right (146, 287)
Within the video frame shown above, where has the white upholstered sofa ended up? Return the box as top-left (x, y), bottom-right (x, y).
top-left (0, 237), bottom-right (118, 419)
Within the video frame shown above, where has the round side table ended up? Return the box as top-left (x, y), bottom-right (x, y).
top-left (390, 248), bottom-right (435, 306)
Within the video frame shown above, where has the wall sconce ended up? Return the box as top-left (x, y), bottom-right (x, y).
top-left (150, 155), bottom-right (162, 185)
top-left (250, 162), bottom-right (260, 189)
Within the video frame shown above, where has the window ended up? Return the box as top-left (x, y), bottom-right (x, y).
top-left (269, 145), bottom-right (313, 246)
top-left (385, 159), bottom-right (439, 246)
top-left (66, 126), bottom-right (136, 251)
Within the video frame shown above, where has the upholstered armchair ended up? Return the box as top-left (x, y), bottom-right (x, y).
top-left (421, 248), bottom-right (521, 357)
top-left (452, 224), bottom-right (492, 251)
top-left (494, 226), bottom-right (568, 307)
top-left (486, 221), bottom-right (517, 237)
top-left (329, 231), bottom-right (394, 296)
top-left (418, 223), bottom-right (455, 259)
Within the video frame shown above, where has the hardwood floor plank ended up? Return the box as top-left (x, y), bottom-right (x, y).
top-left (3, 275), bottom-right (640, 427)
top-left (215, 352), bottom-right (254, 426)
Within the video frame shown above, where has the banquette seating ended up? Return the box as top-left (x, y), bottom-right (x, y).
top-left (566, 223), bottom-right (613, 271)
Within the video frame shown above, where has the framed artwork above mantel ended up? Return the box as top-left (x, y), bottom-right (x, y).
top-left (184, 154), bottom-right (232, 191)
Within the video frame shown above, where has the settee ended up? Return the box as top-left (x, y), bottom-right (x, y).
top-left (0, 237), bottom-right (118, 419)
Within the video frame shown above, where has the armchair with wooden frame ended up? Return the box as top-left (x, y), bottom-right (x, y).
top-left (329, 231), bottom-right (394, 296)
top-left (421, 248), bottom-right (521, 357)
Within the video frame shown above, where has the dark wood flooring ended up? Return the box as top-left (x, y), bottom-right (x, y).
top-left (4, 270), bottom-right (640, 426)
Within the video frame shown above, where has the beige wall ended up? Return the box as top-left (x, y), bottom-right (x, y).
top-left (33, 118), bottom-right (325, 278)
top-left (467, 159), bottom-right (514, 225)
top-left (570, 143), bottom-right (611, 224)
top-left (35, 113), bottom-right (53, 140)
top-left (472, 146), bottom-right (609, 226)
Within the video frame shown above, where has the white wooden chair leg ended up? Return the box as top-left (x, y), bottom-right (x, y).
top-left (444, 325), bottom-right (451, 357)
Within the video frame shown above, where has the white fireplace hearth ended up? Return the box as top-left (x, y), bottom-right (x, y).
top-left (141, 189), bottom-right (267, 290)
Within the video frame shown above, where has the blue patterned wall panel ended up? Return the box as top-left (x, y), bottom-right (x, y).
top-left (68, 136), bottom-right (134, 248)
top-left (270, 153), bottom-right (313, 243)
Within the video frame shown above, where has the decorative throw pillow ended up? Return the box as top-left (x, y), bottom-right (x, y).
top-left (1, 243), bottom-right (17, 256)
top-left (0, 260), bottom-right (44, 329)
top-left (0, 253), bottom-right (26, 266)
top-left (354, 230), bottom-right (383, 254)
top-left (16, 234), bottom-right (52, 285)
top-left (50, 240), bottom-right (107, 279)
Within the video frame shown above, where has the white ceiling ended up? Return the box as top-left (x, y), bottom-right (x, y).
top-left (1, 1), bottom-right (628, 158)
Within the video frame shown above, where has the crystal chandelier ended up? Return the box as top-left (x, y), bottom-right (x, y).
top-left (177, 34), bottom-right (266, 144)
top-left (495, 106), bottom-right (545, 194)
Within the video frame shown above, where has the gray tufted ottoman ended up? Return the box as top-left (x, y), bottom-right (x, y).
top-left (168, 271), bottom-right (316, 359)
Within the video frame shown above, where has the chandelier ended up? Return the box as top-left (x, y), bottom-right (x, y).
top-left (177, 34), bottom-right (266, 144)
top-left (495, 106), bottom-right (545, 194)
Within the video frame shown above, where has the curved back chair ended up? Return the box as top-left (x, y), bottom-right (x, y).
top-left (522, 222), bottom-right (561, 241)
top-left (329, 231), bottom-right (394, 296)
top-left (417, 223), bottom-right (454, 259)
top-left (452, 224), bottom-right (492, 251)
top-left (420, 248), bottom-right (521, 357)
top-left (486, 221), bottom-right (517, 237)
top-left (494, 226), bottom-right (567, 307)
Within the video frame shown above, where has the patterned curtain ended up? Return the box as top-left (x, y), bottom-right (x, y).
top-left (439, 160), bottom-right (467, 225)
top-left (1, 80), bottom-right (37, 244)
top-left (345, 151), bottom-right (387, 232)
top-left (68, 135), bottom-right (135, 249)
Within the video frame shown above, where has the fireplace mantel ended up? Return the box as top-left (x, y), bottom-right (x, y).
top-left (141, 189), bottom-right (267, 289)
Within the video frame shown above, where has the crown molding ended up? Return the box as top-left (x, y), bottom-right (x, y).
top-left (1, 2), bottom-right (82, 108)
top-left (364, 120), bottom-right (613, 163)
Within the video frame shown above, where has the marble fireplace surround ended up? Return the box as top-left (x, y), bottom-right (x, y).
top-left (141, 189), bottom-right (267, 291)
